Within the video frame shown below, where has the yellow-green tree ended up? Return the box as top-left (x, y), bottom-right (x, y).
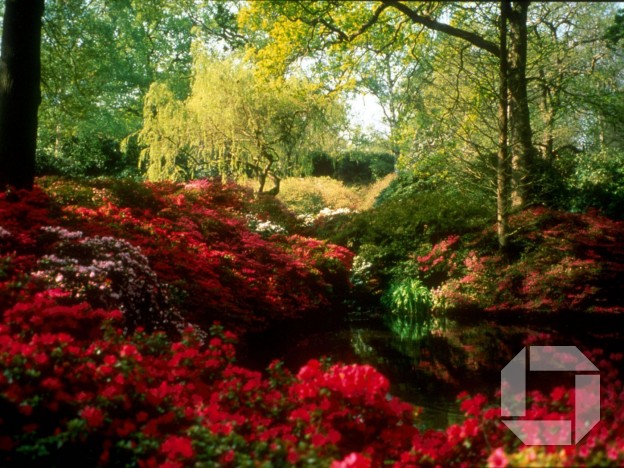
top-left (138, 50), bottom-right (346, 193)
top-left (238, 1), bottom-right (623, 249)
top-left (237, 1), bottom-right (531, 248)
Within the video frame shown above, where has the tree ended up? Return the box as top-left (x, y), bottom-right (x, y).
top-left (38, 0), bottom-right (193, 176)
top-left (355, 34), bottom-right (435, 158)
top-left (139, 51), bottom-right (346, 193)
top-left (37, 0), bottom-right (245, 178)
top-left (527, 3), bottom-right (624, 157)
top-left (497, 0), bottom-right (511, 250)
top-left (0, 0), bottom-right (45, 190)
top-left (506, 1), bottom-right (536, 205)
top-left (239, 1), bottom-right (537, 248)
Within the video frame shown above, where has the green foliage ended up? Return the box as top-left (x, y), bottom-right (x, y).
top-left (307, 171), bottom-right (493, 308)
top-left (375, 170), bottom-right (444, 206)
top-left (605, 8), bottom-right (624, 48)
top-left (381, 277), bottom-right (437, 341)
top-left (242, 0), bottom-right (624, 221)
top-left (327, 175), bottom-right (492, 262)
top-left (537, 148), bottom-right (624, 219)
top-left (334, 150), bottom-right (395, 185)
top-left (138, 51), bottom-right (346, 187)
top-left (37, 177), bottom-right (165, 213)
top-left (277, 180), bottom-right (326, 215)
top-left (36, 134), bottom-right (140, 179)
top-left (310, 150), bottom-right (396, 185)
top-left (37, 1), bottom-right (248, 183)
top-left (566, 149), bottom-right (624, 219)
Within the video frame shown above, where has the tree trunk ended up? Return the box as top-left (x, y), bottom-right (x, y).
top-left (0, 0), bottom-right (45, 190)
top-left (538, 69), bottom-right (555, 160)
top-left (497, 0), bottom-right (512, 252)
top-left (385, 0), bottom-right (537, 209)
top-left (507, 1), bottom-right (537, 207)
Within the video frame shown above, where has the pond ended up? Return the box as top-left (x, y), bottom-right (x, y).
top-left (238, 308), bottom-right (624, 430)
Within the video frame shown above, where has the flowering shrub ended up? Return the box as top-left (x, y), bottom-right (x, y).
top-left (418, 208), bottom-right (624, 314)
top-left (0, 292), bottom-right (407, 466)
top-left (2, 181), bottom-right (624, 466)
top-left (30, 178), bottom-right (353, 333)
top-left (32, 227), bottom-right (184, 335)
top-left (245, 213), bottom-right (287, 236)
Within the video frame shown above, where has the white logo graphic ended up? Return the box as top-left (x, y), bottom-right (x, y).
top-left (501, 346), bottom-right (600, 445)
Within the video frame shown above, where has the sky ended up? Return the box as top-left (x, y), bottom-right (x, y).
top-left (348, 93), bottom-right (388, 135)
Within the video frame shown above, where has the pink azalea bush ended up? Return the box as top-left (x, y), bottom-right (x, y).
top-left (416, 207), bottom-right (624, 314)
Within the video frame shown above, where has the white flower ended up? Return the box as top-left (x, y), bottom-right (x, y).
top-left (247, 214), bottom-right (286, 235)
top-left (41, 226), bottom-right (83, 240)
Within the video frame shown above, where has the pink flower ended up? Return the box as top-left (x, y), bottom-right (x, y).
top-left (331, 452), bottom-right (371, 468)
top-left (487, 447), bottom-right (508, 468)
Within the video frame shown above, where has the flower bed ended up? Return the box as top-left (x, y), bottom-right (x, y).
top-left (415, 207), bottom-right (624, 315)
top-left (2, 292), bottom-right (623, 466)
top-left (1, 178), bottom-right (353, 334)
top-left (1, 180), bottom-right (624, 465)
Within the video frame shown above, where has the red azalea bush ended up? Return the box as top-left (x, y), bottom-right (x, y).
top-left (1, 178), bottom-right (353, 333)
top-left (416, 207), bottom-right (624, 314)
top-left (0, 291), bottom-right (412, 466)
top-left (2, 180), bottom-right (624, 466)
top-left (2, 293), bottom-right (623, 466)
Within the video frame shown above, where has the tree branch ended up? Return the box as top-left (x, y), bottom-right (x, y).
top-left (294, 2), bottom-right (390, 44)
top-left (381, 0), bottom-right (501, 57)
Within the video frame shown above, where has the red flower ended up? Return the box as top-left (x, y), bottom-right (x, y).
top-left (0, 436), bottom-right (14, 451)
top-left (460, 393), bottom-right (487, 417)
top-left (160, 435), bottom-right (194, 459)
top-left (18, 405), bottom-right (32, 416)
top-left (222, 450), bottom-right (235, 463)
top-left (81, 406), bottom-right (105, 428)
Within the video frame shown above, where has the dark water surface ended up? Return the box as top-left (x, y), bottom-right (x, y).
top-left (238, 309), bottom-right (624, 429)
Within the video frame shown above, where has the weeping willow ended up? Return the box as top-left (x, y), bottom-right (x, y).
top-left (138, 50), bottom-right (345, 192)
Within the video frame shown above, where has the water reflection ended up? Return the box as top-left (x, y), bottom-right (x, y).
top-left (238, 309), bottom-right (624, 430)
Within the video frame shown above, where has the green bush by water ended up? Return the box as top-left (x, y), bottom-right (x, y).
top-left (382, 278), bottom-right (438, 341)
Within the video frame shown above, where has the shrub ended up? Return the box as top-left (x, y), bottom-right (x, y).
top-left (321, 185), bottom-right (492, 291)
top-left (278, 177), bottom-right (362, 215)
top-left (417, 207), bottom-right (624, 314)
top-left (32, 226), bottom-right (184, 335)
top-left (310, 150), bottom-right (396, 185)
top-left (36, 134), bottom-right (140, 179)
top-left (0, 292), bottom-right (416, 467)
top-left (381, 278), bottom-right (437, 341)
top-left (1, 178), bottom-right (353, 335)
top-left (358, 173), bottom-right (396, 211)
top-left (566, 148), bottom-right (624, 219)
top-left (333, 150), bottom-right (395, 185)
top-left (2, 178), bottom-right (624, 466)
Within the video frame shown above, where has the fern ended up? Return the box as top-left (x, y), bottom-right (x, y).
top-left (382, 278), bottom-right (437, 341)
